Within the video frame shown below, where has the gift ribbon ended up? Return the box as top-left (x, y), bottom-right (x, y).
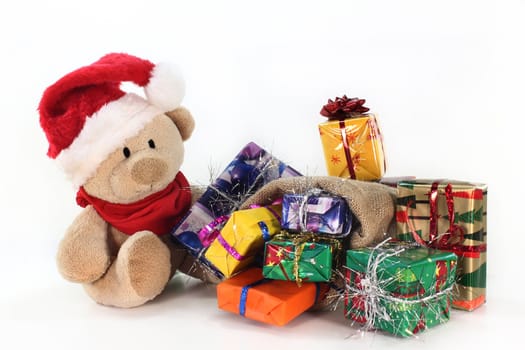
top-left (297, 191), bottom-right (316, 232)
top-left (344, 239), bottom-right (454, 333)
top-left (407, 182), bottom-right (486, 257)
top-left (293, 241), bottom-right (307, 285)
top-left (216, 220), bottom-right (274, 262)
top-left (428, 181), bottom-right (440, 243)
top-left (273, 232), bottom-right (342, 286)
top-left (217, 234), bottom-right (244, 261)
top-left (239, 279), bottom-right (322, 317)
top-left (298, 198), bottom-right (336, 233)
top-left (339, 120), bottom-right (357, 179)
top-left (258, 221), bottom-right (272, 242)
top-left (197, 215), bottom-right (230, 248)
top-left (239, 278), bottom-right (271, 316)
top-left (283, 232), bottom-right (320, 285)
top-left (294, 189), bottom-right (336, 233)
top-left (411, 312), bottom-right (427, 335)
top-left (434, 184), bottom-right (466, 249)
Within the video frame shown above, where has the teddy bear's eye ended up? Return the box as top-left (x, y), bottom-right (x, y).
top-left (123, 147), bottom-right (131, 158)
top-left (148, 139), bottom-right (156, 149)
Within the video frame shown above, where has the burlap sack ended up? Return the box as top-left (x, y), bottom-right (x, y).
top-left (241, 176), bottom-right (397, 249)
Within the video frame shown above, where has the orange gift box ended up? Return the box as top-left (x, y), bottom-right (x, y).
top-left (216, 268), bottom-right (318, 326)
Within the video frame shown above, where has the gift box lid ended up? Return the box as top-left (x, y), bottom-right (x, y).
top-left (318, 114), bottom-right (374, 127)
top-left (378, 176), bottom-right (416, 188)
top-left (398, 179), bottom-right (487, 191)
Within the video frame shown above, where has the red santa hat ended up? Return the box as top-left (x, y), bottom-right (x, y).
top-left (39, 53), bottom-right (185, 187)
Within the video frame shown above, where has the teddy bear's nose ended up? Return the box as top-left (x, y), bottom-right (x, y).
top-left (131, 158), bottom-right (168, 185)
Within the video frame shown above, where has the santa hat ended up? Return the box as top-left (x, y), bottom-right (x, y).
top-left (39, 53), bottom-right (185, 188)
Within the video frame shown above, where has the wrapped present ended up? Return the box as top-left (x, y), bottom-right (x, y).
top-left (318, 95), bottom-right (386, 181)
top-left (171, 142), bottom-right (301, 256)
top-left (345, 242), bottom-right (457, 337)
top-left (281, 191), bottom-right (353, 236)
top-left (217, 267), bottom-right (320, 326)
top-left (395, 179), bottom-right (488, 311)
top-left (262, 232), bottom-right (342, 283)
top-left (204, 205), bottom-right (282, 278)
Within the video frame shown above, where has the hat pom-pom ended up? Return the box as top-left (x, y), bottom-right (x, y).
top-left (145, 62), bottom-right (186, 111)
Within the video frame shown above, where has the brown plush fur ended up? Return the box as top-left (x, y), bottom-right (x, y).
top-left (57, 107), bottom-right (215, 308)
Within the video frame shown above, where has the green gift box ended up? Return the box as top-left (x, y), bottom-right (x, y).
top-left (262, 233), bottom-right (342, 283)
top-left (345, 243), bottom-right (457, 337)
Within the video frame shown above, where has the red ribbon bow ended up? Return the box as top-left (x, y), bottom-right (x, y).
top-left (320, 95), bottom-right (370, 121)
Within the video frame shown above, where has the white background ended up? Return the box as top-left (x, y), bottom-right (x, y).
top-left (1, 0), bottom-right (523, 349)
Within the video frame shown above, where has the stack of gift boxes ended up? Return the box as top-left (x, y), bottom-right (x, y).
top-left (170, 95), bottom-right (488, 336)
top-left (171, 142), bottom-right (301, 279)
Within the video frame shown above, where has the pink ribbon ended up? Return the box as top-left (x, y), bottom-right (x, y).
top-left (217, 234), bottom-right (244, 261)
top-left (197, 215), bottom-right (230, 248)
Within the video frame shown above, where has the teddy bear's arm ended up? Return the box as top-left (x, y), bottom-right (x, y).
top-left (56, 205), bottom-right (111, 283)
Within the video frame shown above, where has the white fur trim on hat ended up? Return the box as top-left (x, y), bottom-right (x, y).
top-left (56, 93), bottom-right (164, 188)
top-left (145, 62), bottom-right (186, 112)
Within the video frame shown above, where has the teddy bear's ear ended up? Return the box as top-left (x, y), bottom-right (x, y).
top-left (165, 107), bottom-right (195, 141)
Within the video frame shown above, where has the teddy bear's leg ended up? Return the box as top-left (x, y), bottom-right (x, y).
top-left (83, 231), bottom-right (171, 308)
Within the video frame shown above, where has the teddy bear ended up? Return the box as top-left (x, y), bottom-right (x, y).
top-left (38, 53), bottom-right (215, 308)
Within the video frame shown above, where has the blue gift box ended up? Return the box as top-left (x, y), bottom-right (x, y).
top-left (171, 142), bottom-right (302, 258)
top-left (281, 192), bottom-right (352, 236)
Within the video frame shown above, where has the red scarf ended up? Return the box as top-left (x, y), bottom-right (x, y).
top-left (76, 172), bottom-right (191, 236)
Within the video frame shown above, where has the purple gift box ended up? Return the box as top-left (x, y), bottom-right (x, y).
top-left (281, 192), bottom-right (352, 236)
top-left (171, 142), bottom-right (302, 258)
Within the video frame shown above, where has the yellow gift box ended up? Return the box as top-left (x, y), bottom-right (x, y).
top-left (204, 205), bottom-right (282, 278)
top-left (318, 114), bottom-right (386, 181)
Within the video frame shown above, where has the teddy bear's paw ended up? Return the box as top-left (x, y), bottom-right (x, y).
top-left (57, 238), bottom-right (111, 283)
top-left (117, 231), bottom-right (172, 299)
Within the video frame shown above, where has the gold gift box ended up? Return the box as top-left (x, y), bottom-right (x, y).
top-left (318, 114), bottom-right (386, 181)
